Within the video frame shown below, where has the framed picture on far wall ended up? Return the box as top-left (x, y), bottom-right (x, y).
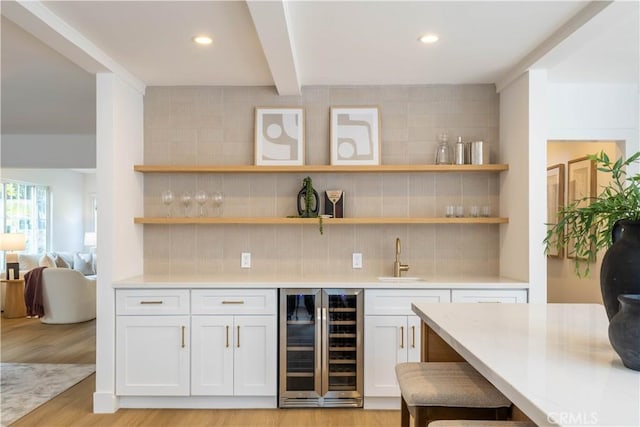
top-left (330, 106), bottom-right (380, 165)
top-left (546, 163), bottom-right (565, 258)
top-left (567, 156), bottom-right (597, 259)
top-left (254, 107), bottom-right (305, 166)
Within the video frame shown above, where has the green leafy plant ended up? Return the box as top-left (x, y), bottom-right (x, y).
top-left (544, 150), bottom-right (640, 276)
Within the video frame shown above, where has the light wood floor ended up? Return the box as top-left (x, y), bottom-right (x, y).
top-left (2, 317), bottom-right (399, 426)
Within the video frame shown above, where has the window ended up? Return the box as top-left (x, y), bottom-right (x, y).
top-left (1, 181), bottom-right (50, 257)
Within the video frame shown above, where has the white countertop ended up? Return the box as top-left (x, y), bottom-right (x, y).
top-left (412, 302), bottom-right (640, 427)
top-left (113, 274), bottom-right (528, 289)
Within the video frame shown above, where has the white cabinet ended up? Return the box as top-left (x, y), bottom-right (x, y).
top-left (451, 289), bottom-right (527, 303)
top-left (191, 314), bottom-right (276, 396)
top-left (116, 288), bottom-right (277, 401)
top-left (364, 314), bottom-right (421, 396)
top-left (364, 289), bottom-right (450, 404)
top-left (191, 289), bottom-right (277, 397)
top-left (116, 289), bottom-right (191, 396)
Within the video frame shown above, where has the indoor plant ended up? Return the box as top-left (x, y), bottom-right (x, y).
top-left (545, 150), bottom-right (640, 370)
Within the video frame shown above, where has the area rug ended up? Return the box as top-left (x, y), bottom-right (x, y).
top-left (0, 363), bottom-right (95, 426)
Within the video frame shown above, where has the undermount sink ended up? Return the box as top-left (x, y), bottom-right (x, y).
top-left (377, 276), bottom-right (424, 282)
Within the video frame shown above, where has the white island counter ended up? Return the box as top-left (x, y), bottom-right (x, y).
top-left (412, 303), bottom-right (640, 427)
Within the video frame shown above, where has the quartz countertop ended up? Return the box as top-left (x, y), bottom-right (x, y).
top-left (113, 274), bottom-right (529, 289)
top-left (412, 302), bottom-right (640, 427)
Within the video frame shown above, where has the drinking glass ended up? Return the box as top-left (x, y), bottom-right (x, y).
top-left (161, 190), bottom-right (174, 217)
top-left (455, 205), bottom-right (464, 218)
top-left (181, 192), bottom-right (192, 217)
top-left (211, 191), bottom-right (224, 216)
top-left (470, 206), bottom-right (480, 217)
top-left (195, 190), bottom-right (208, 217)
top-left (481, 206), bottom-right (491, 218)
top-left (444, 205), bottom-right (454, 218)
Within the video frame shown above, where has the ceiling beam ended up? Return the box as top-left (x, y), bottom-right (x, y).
top-left (1, 0), bottom-right (146, 94)
top-left (496, 1), bottom-right (613, 92)
top-left (246, 0), bottom-right (301, 96)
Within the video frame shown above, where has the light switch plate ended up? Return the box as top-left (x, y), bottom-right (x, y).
top-left (241, 252), bottom-right (251, 268)
top-left (352, 253), bottom-right (363, 269)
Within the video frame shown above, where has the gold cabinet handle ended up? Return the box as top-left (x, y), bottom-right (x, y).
top-left (181, 326), bottom-right (186, 348)
top-left (226, 325), bottom-right (229, 348)
top-left (400, 326), bottom-right (404, 349)
top-left (140, 300), bottom-right (163, 305)
top-left (237, 325), bottom-right (240, 348)
top-left (222, 301), bottom-right (245, 305)
top-left (411, 325), bottom-right (416, 348)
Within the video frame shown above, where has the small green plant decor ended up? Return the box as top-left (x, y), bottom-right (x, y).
top-left (544, 150), bottom-right (640, 276)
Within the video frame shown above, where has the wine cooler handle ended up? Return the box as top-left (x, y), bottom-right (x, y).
top-left (237, 325), bottom-right (240, 348)
top-left (226, 325), bottom-right (229, 348)
top-left (411, 325), bottom-right (416, 348)
top-left (400, 326), bottom-right (404, 349)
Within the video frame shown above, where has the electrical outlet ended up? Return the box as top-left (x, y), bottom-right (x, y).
top-left (241, 252), bottom-right (251, 268)
top-left (352, 253), bottom-right (363, 269)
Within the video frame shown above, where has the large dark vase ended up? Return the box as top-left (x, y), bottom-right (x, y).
top-left (600, 220), bottom-right (640, 320)
top-left (608, 294), bottom-right (640, 371)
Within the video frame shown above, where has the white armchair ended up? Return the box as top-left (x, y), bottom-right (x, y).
top-left (40, 268), bottom-right (96, 324)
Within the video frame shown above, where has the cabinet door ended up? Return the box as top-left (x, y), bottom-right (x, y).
top-left (233, 315), bottom-right (277, 396)
top-left (191, 315), bottom-right (234, 395)
top-left (116, 316), bottom-right (190, 396)
top-left (364, 315), bottom-right (407, 396)
top-left (407, 315), bottom-right (422, 363)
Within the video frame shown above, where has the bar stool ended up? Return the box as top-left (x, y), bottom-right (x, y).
top-left (428, 421), bottom-right (536, 427)
top-left (395, 362), bottom-right (512, 427)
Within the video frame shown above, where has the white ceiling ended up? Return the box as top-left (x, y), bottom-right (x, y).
top-left (1, 0), bottom-right (638, 135)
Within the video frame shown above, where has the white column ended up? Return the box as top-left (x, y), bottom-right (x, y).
top-left (93, 73), bottom-right (144, 413)
top-left (498, 70), bottom-right (548, 304)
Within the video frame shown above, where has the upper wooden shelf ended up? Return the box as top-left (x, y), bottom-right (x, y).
top-left (134, 217), bottom-right (509, 225)
top-left (133, 164), bottom-right (509, 174)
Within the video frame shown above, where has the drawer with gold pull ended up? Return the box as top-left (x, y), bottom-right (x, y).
top-left (192, 289), bottom-right (276, 315)
top-left (116, 289), bottom-right (190, 315)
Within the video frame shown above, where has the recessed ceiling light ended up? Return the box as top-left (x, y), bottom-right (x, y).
top-left (193, 35), bottom-right (213, 45)
top-left (418, 34), bottom-right (439, 44)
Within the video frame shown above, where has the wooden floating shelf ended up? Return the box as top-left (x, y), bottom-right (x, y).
top-left (134, 164), bottom-right (509, 174)
top-left (134, 217), bottom-right (509, 225)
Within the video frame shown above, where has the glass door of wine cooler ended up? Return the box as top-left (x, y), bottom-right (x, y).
top-left (321, 289), bottom-right (363, 404)
top-left (279, 289), bottom-right (321, 405)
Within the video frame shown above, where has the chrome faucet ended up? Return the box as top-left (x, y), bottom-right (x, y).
top-left (393, 237), bottom-right (410, 277)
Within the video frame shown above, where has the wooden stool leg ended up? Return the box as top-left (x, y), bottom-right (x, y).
top-left (413, 406), bottom-right (429, 427)
top-left (401, 396), bottom-right (410, 427)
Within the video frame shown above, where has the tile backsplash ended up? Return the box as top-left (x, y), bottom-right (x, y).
top-left (143, 85), bottom-right (500, 278)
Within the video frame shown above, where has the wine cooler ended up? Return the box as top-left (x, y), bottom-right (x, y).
top-left (279, 288), bottom-right (363, 408)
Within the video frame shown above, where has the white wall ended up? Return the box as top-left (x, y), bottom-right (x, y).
top-left (1, 168), bottom-right (94, 252)
top-left (1, 134), bottom-right (96, 168)
top-left (94, 73), bottom-right (144, 413)
top-left (548, 83), bottom-right (640, 175)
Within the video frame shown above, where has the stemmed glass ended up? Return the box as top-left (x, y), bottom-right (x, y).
top-left (161, 190), bottom-right (174, 217)
top-left (195, 190), bottom-right (208, 217)
top-left (211, 191), bottom-right (224, 216)
top-left (181, 192), bottom-right (193, 217)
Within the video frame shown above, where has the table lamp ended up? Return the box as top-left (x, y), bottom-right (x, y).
top-left (1, 233), bottom-right (26, 280)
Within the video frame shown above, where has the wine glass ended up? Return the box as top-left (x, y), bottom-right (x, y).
top-left (161, 190), bottom-right (174, 217)
top-left (181, 192), bottom-right (192, 217)
top-left (211, 191), bottom-right (224, 216)
top-left (195, 190), bottom-right (208, 217)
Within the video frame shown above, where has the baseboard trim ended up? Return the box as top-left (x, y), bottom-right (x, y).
top-left (363, 396), bottom-right (401, 410)
top-left (119, 396), bottom-right (277, 409)
top-left (93, 392), bottom-right (119, 413)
